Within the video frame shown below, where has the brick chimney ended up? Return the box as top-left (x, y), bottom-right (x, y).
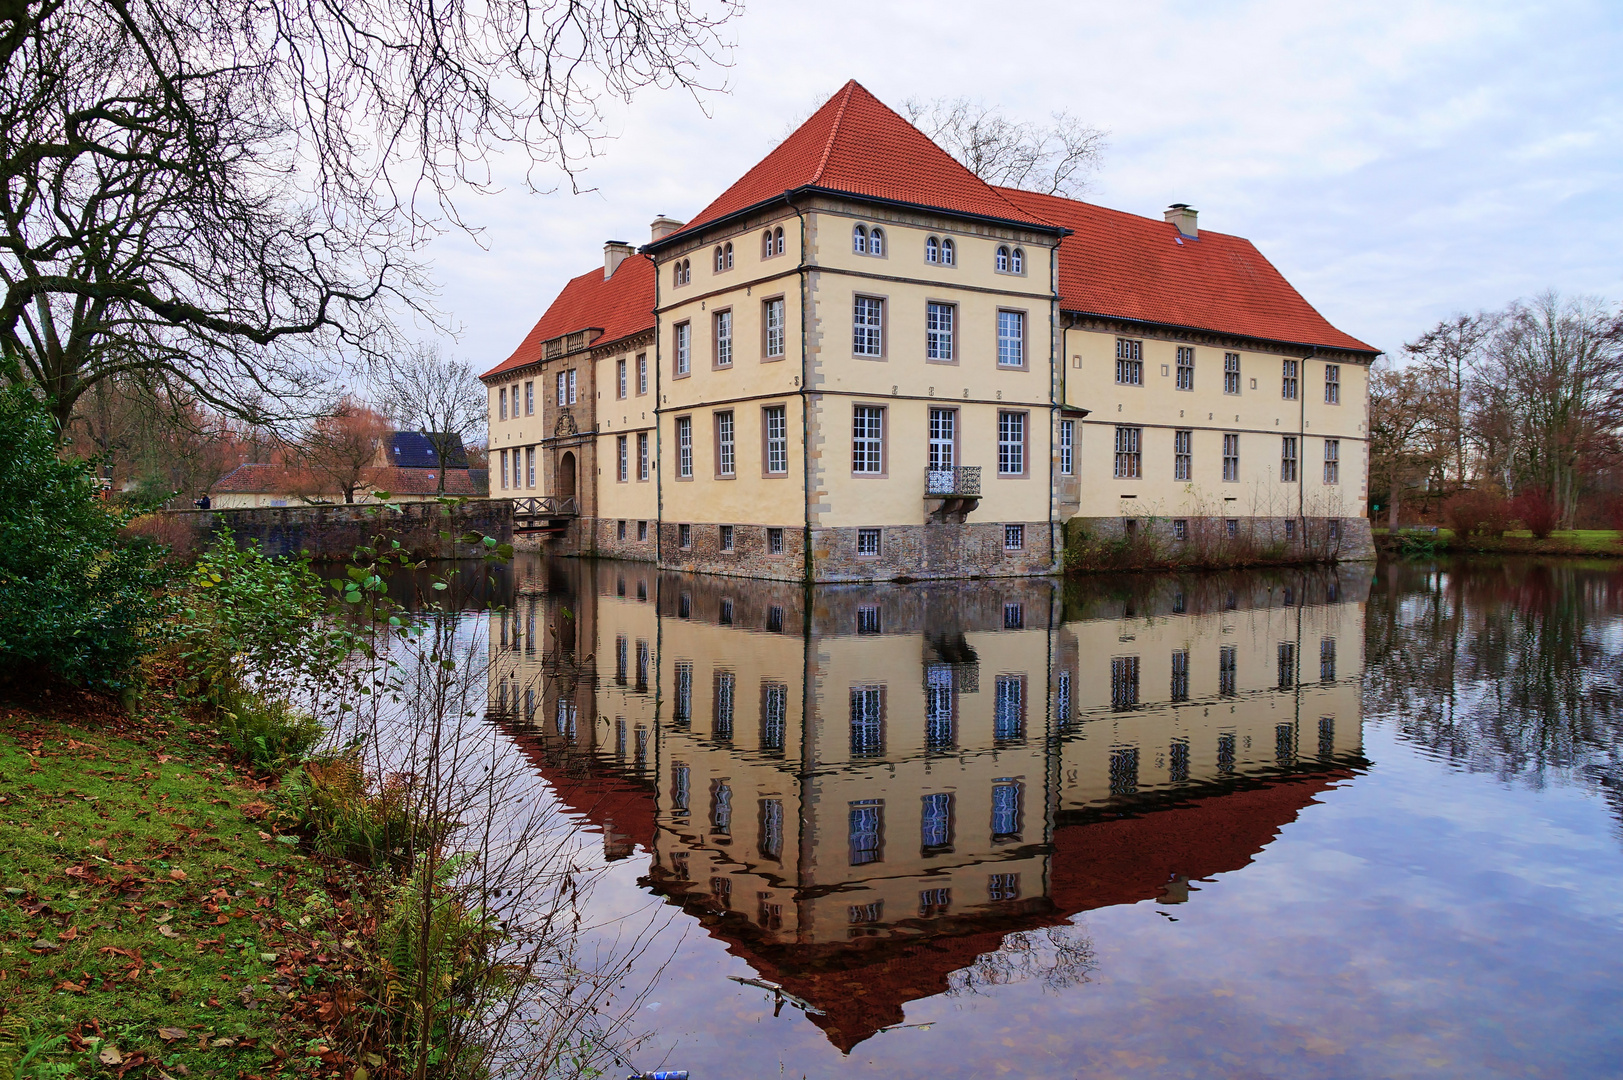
top-left (604, 240), bottom-right (633, 279)
top-left (649, 215), bottom-right (685, 242)
top-left (1164, 204), bottom-right (1198, 238)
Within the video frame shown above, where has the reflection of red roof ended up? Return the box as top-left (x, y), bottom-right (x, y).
top-left (480, 254), bottom-right (656, 381)
top-left (998, 187), bottom-right (1377, 354)
top-left (497, 719), bottom-right (659, 856)
top-left (662, 80), bottom-right (1054, 240)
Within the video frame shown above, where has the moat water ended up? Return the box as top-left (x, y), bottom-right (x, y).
top-left (418, 555), bottom-right (1623, 1078)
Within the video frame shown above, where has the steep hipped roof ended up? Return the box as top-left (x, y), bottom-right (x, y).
top-left (480, 254), bottom-right (655, 381)
top-left (659, 80), bottom-right (1056, 241)
top-left (998, 187), bottom-right (1377, 354)
top-left (388, 430), bottom-right (468, 469)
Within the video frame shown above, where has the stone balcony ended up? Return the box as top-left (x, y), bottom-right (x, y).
top-left (924, 466), bottom-right (981, 523)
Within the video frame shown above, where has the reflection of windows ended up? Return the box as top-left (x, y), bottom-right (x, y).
top-left (1003, 602), bottom-right (1023, 629)
top-left (712, 670), bottom-right (735, 742)
top-left (921, 792), bottom-right (953, 853)
top-left (710, 780), bottom-right (732, 836)
top-left (1110, 656), bottom-right (1140, 710)
top-left (994, 675), bottom-right (1024, 742)
top-left (988, 873), bottom-right (1021, 902)
top-left (1169, 739), bottom-right (1190, 783)
top-left (674, 661), bottom-right (693, 723)
top-left (850, 686), bottom-right (885, 757)
top-left (635, 640), bottom-right (649, 690)
top-left (555, 697), bottom-right (577, 740)
top-left (848, 800), bottom-right (883, 866)
top-left (759, 799), bottom-right (783, 861)
top-left (925, 665), bottom-right (955, 752)
top-left (991, 779), bottom-right (1023, 842)
top-left (857, 604), bottom-right (881, 633)
top-left (1170, 650), bottom-right (1190, 702)
top-left (1217, 731), bottom-right (1235, 774)
top-left (1320, 637), bottom-right (1336, 682)
top-left (615, 636), bottom-right (628, 684)
top-left (719, 598), bottom-right (733, 625)
top-left (615, 719), bottom-right (627, 759)
top-left (1276, 722), bottom-right (1296, 765)
top-left (671, 762), bottom-right (690, 814)
top-left (1219, 645), bottom-right (1237, 697)
top-left (1109, 746), bottom-right (1139, 796)
top-left (758, 892), bottom-right (783, 930)
top-left (849, 901), bottom-right (883, 925)
top-left (634, 725), bottom-right (649, 769)
top-left (761, 682), bottom-right (787, 754)
top-left (670, 850), bottom-right (688, 879)
top-left (1056, 670), bottom-right (1072, 726)
top-left (1318, 716), bottom-right (1336, 758)
top-left (710, 875), bottom-right (732, 909)
top-left (1277, 642), bottom-right (1296, 689)
top-left (765, 605), bottom-right (784, 633)
top-left (919, 888), bottom-right (951, 918)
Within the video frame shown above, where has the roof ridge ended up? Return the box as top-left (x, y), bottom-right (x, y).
top-left (810, 80), bottom-right (857, 187)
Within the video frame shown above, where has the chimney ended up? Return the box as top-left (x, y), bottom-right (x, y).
top-left (1164, 203), bottom-right (1198, 238)
top-left (603, 240), bottom-right (633, 279)
top-left (649, 215), bottom-right (685, 243)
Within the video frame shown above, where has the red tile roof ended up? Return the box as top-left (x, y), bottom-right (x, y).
top-left (480, 254), bottom-right (655, 381)
top-left (211, 462), bottom-right (479, 497)
top-left (998, 187), bottom-right (1377, 354)
top-left (662, 80), bottom-right (1055, 240)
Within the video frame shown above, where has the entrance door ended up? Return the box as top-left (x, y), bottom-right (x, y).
top-left (558, 451), bottom-right (577, 501)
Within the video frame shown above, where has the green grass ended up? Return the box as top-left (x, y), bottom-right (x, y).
top-left (0, 694), bottom-right (355, 1078)
top-left (1376, 527), bottom-right (1623, 553)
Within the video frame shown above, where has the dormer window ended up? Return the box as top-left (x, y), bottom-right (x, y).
top-left (925, 237), bottom-right (939, 263)
top-left (941, 238), bottom-right (955, 265)
top-left (853, 224), bottom-right (867, 253)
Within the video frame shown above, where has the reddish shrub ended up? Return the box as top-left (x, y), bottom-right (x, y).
top-left (1512, 489), bottom-right (1560, 539)
top-left (1443, 489), bottom-right (1513, 538)
top-left (121, 512), bottom-right (201, 564)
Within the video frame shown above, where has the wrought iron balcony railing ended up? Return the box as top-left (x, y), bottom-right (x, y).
top-left (925, 466), bottom-right (981, 497)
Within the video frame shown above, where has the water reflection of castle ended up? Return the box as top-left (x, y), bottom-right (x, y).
top-left (489, 557), bottom-right (1370, 1051)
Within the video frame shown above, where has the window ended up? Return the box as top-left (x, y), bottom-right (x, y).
top-left (719, 525), bottom-right (734, 552)
top-left (724, 241), bottom-right (733, 269)
top-left (856, 604), bottom-right (880, 633)
top-left (1004, 524), bottom-right (1024, 551)
top-left (868, 227), bottom-right (884, 256)
top-left (857, 528), bottom-right (881, 557)
top-left (673, 258), bottom-right (690, 286)
top-left (637, 353), bottom-right (648, 395)
top-left (498, 386), bottom-right (507, 420)
top-left (1325, 364), bottom-right (1340, 404)
top-left (674, 321), bottom-right (691, 376)
top-left (998, 410), bottom-right (1026, 476)
top-left (616, 358), bottom-right (627, 398)
top-left (991, 780), bottom-right (1023, 841)
top-left (1321, 638), bottom-right (1337, 682)
top-left (617, 435), bottom-right (628, 482)
top-left (761, 683), bottom-right (787, 753)
top-left (994, 676), bottom-right (1024, 742)
top-left (499, 449), bottom-right (508, 489)
top-left (764, 405), bottom-right (788, 474)
top-left (850, 687), bottom-right (884, 758)
top-left (712, 244), bottom-right (723, 272)
top-left (996, 245), bottom-right (1010, 272)
top-left (1173, 518), bottom-right (1187, 541)
top-left (1110, 656), bottom-right (1140, 711)
top-left (925, 236), bottom-right (939, 263)
top-left (556, 372), bottom-right (566, 406)
top-left (1115, 339), bottom-right (1143, 385)
top-left (997, 310), bottom-right (1025, 367)
top-left (849, 801), bottom-right (883, 866)
top-left (852, 405), bottom-right (884, 474)
top-left (763, 226), bottom-right (785, 258)
top-left (764, 297), bottom-right (785, 358)
top-left (1171, 650), bottom-right (1190, 701)
top-left (1328, 519), bottom-right (1340, 541)
top-left (853, 296), bottom-right (883, 356)
top-left (526, 446), bottom-right (536, 487)
top-left (1324, 439), bottom-right (1340, 484)
top-left (926, 302), bottom-right (954, 361)
top-left (1176, 346), bottom-right (1195, 391)
top-left (678, 523), bottom-right (692, 548)
top-left (1282, 358), bottom-right (1299, 400)
top-left (763, 229), bottom-right (774, 259)
top-left (1011, 247), bottom-right (1024, 273)
top-left (852, 224), bottom-right (867, 253)
top-left (1109, 747), bottom-right (1139, 796)
top-left (637, 432), bottom-right (649, 480)
top-left (929, 408), bottom-right (955, 470)
top-left (637, 519), bottom-right (648, 541)
top-left (1224, 352), bottom-right (1241, 394)
top-left (566, 369), bottom-right (576, 403)
top-left (713, 310), bottom-right (732, 368)
top-left (1278, 642), bottom-right (1296, 690)
top-left (1114, 426), bottom-right (1142, 479)
top-left (1174, 429), bottom-right (1192, 481)
top-left (1219, 645), bottom-right (1237, 697)
top-left (676, 416), bottom-right (693, 478)
top-left (1223, 433), bottom-right (1240, 482)
top-left (921, 793), bottom-right (953, 853)
top-left (767, 528), bottom-right (783, 554)
top-left (1281, 436), bottom-right (1298, 482)
top-left (1059, 419), bottom-right (1074, 475)
top-left (941, 238), bottom-right (955, 265)
top-left (1226, 518), bottom-right (1238, 539)
top-left (715, 410), bottom-right (734, 476)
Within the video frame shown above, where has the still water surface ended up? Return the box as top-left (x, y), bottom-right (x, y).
top-left (452, 555), bottom-right (1623, 1078)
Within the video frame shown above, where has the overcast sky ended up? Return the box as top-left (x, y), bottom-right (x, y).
top-left (420, 0), bottom-right (1623, 374)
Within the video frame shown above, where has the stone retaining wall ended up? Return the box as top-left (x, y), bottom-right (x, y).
top-left (164, 500), bottom-right (513, 560)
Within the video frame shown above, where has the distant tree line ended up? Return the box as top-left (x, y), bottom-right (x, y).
top-left (1371, 290), bottom-right (1623, 531)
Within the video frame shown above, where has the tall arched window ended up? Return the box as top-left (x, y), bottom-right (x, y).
top-left (774, 226), bottom-right (784, 255)
top-left (724, 242), bottom-right (734, 269)
top-left (925, 237), bottom-right (939, 264)
top-left (996, 246), bottom-right (1010, 272)
top-left (941, 238), bottom-right (955, 266)
top-left (853, 225), bottom-right (867, 253)
top-left (714, 246), bottom-right (725, 273)
top-left (1011, 247), bottom-right (1024, 274)
top-left (762, 229), bottom-right (774, 258)
top-left (869, 228), bottom-right (885, 256)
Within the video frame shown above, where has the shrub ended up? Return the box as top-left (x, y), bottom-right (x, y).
top-left (1512, 489), bottom-right (1560, 539)
top-left (271, 751), bottom-right (453, 871)
top-left (216, 687), bottom-right (326, 772)
top-left (0, 389), bottom-right (171, 691)
top-left (122, 511), bottom-right (202, 564)
top-left (1443, 489), bottom-right (1513, 538)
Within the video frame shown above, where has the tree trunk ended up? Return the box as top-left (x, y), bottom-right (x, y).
top-left (1388, 486), bottom-right (1401, 530)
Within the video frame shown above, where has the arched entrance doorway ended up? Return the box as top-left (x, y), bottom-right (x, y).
top-left (557, 451), bottom-right (577, 503)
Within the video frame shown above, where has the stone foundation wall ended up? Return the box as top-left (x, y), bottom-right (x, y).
top-left (810, 522), bottom-right (1056, 582)
top-left (658, 522), bottom-right (809, 582)
top-left (1067, 515), bottom-right (1376, 563)
top-left (581, 517), bottom-right (659, 563)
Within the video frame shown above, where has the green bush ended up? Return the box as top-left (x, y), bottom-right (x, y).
top-left (270, 751), bottom-right (452, 872)
top-left (0, 389), bottom-right (170, 691)
top-left (216, 687), bottom-right (326, 772)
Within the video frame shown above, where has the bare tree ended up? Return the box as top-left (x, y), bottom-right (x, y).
top-left (0, 0), bottom-right (739, 428)
top-left (902, 97), bottom-right (1108, 198)
top-left (1404, 311), bottom-right (1499, 488)
top-left (1368, 358), bottom-right (1450, 528)
top-left (297, 396), bottom-right (392, 503)
top-left (379, 343), bottom-right (487, 494)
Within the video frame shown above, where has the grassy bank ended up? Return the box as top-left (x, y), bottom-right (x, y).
top-left (0, 685), bottom-right (373, 1079)
top-left (1377, 528), bottom-right (1623, 557)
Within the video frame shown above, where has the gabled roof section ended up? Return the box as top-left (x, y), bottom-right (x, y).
top-left (481, 254), bottom-right (655, 381)
top-left (659, 80), bottom-right (1055, 241)
top-left (998, 187), bottom-right (1377, 354)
